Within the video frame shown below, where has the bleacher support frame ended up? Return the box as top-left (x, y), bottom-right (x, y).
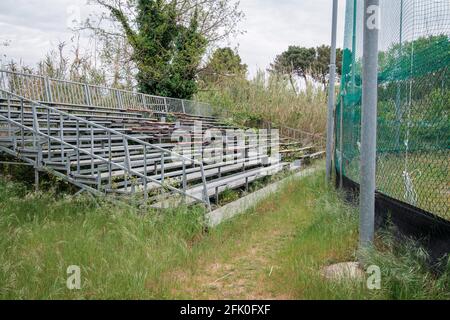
top-left (0, 90), bottom-right (211, 209)
top-left (0, 70), bottom-right (323, 210)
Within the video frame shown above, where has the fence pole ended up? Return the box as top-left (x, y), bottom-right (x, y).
top-left (44, 77), bottom-right (53, 103)
top-left (164, 97), bottom-right (169, 113)
top-left (84, 84), bottom-right (92, 106)
top-left (326, 0), bottom-right (338, 181)
top-left (360, 0), bottom-right (379, 248)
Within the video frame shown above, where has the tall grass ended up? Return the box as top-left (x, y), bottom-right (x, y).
top-left (0, 178), bottom-right (206, 299)
top-left (196, 71), bottom-right (327, 135)
top-left (0, 171), bottom-right (448, 299)
top-left (267, 172), bottom-right (449, 299)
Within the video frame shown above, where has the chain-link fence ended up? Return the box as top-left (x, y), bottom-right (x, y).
top-left (336, 0), bottom-right (449, 220)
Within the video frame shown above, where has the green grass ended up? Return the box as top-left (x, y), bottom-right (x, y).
top-left (0, 170), bottom-right (448, 300)
top-left (344, 151), bottom-right (449, 220)
top-left (0, 180), bottom-right (207, 299)
top-left (196, 72), bottom-right (327, 135)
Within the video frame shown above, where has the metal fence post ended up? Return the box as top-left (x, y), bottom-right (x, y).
top-left (44, 77), bottom-right (53, 103)
top-left (116, 90), bottom-right (123, 109)
top-left (141, 93), bottom-right (147, 110)
top-left (360, 0), bottom-right (379, 248)
top-left (84, 84), bottom-right (92, 106)
top-left (326, 0), bottom-right (338, 181)
top-left (164, 97), bottom-right (169, 113)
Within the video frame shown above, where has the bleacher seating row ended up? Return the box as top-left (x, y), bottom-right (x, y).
top-left (0, 88), bottom-right (322, 209)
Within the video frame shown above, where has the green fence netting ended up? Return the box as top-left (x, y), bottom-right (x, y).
top-left (336, 0), bottom-right (449, 220)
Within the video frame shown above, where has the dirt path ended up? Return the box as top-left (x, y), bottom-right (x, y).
top-left (170, 183), bottom-right (308, 300)
top-left (186, 230), bottom-right (293, 299)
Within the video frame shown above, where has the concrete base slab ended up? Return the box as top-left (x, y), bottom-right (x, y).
top-left (206, 166), bottom-right (319, 227)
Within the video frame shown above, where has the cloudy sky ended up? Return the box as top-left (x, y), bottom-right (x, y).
top-left (0, 0), bottom-right (346, 78)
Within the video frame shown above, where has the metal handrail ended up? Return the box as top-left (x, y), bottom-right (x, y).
top-left (262, 120), bottom-right (326, 147)
top-left (0, 69), bottom-right (216, 116)
top-left (0, 89), bottom-right (211, 209)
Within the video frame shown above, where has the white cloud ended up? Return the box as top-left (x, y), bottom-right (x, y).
top-left (223, 0), bottom-right (346, 77)
top-left (0, 0), bottom-right (346, 77)
top-left (0, 0), bottom-right (94, 67)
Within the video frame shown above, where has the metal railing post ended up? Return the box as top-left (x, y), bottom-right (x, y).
top-left (76, 120), bottom-right (80, 173)
top-left (44, 77), bottom-right (53, 103)
top-left (7, 96), bottom-right (11, 137)
top-left (20, 98), bottom-right (24, 149)
top-left (143, 146), bottom-right (148, 202)
top-left (60, 114), bottom-right (65, 162)
top-left (360, 0), bottom-right (379, 248)
top-left (46, 109), bottom-right (51, 160)
top-left (84, 84), bottom-right (92, 106)
top-left (30, 104), bottom-right (41, 191)
top-left (90, 126), bottom-right (94, 175)
top-left (182, 158), bottom-right (187, 194)
top-left (326, 0), bottom-right (338, 182)
top-left (123, 137), bottom-right (131, 190)
top-left (116, 90), bottom-right (123, 109)
top-left (164, 97), bottom-right (169, 113)
top-left (160, 152), bottom-right (165, 183)
top-left (200, 162), bottom-right (211, 210)
top-left (31, 104), bottom-right (40, 147)
top-left (141, 93), bottom-right (147, 110)
top-left (108, 131), bottom-right (112, 189)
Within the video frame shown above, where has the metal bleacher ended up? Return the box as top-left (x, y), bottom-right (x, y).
top-left (0, 70), bottom-right (321, 209)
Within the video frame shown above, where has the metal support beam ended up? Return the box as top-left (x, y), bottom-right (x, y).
top-left (360, 0), bottom-right (379, 248)
top-left (0, 161), bottom-right (33, 166)
top-left (326, 0), bottom-right (339, 181)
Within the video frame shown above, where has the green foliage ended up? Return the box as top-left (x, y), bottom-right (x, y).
top-left (199, 47), bottom-right (248, 86)
top-left (337, 31), bottom-right (450, 217)
top-left (379, 35), bottom-right (450, 83)
top-left (102, 0), bottom-right (207, 99)
top-left (269, 45), bottom-right (343, 88)
top-left (0, 177), bottom-right (206, 299)
top-left (0, 171), bottom-right (448, 299)
top-left (270, 46), bottom-right (315, 81)
top-left (196, 70), bottom-right (327, 134)
top-left (218, 188), bottom-right (240, 206)
top-left (268, 171), bottom-right (449, 300)
top-left (310, 45), bottom-right (343, 87)
top-left (359, 232), bottom-right (450, 300)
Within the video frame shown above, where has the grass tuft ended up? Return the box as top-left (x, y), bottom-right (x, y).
top-left (0, 170), bottom-right (448, 300)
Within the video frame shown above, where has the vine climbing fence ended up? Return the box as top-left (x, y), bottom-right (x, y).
top-left (336, 0), bottom-right (449, 221)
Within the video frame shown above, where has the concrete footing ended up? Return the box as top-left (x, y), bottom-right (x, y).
top-left (206, 167), bottom-right (319, 227)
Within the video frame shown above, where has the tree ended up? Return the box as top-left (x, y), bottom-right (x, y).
top-left (97, 0), bottom-right (207, 98)
top-left (80, 0), bottom-right (244, 93)
top-left (310, 45), bottom-right (343, 89)
top-left (269, 45), bottom-right (343, 91)
top-left (199, 47), bottom-right (247, 86)
top-left (269, 46), bottom-right (315, 92)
